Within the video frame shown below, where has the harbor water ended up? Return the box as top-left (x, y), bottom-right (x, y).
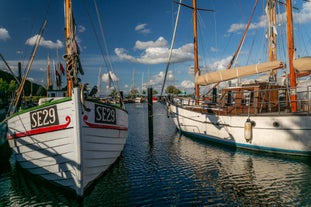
top-left (1, 102), bottom-right (311, 206)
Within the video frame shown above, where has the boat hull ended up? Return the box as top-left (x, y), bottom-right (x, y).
top-left (6, 88), bottom-right (128, 196)
top-left (168, 103), bottom-right (311, 156)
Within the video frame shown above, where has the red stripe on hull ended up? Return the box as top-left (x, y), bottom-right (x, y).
top-left (7, 116), bottom-right (71, 139)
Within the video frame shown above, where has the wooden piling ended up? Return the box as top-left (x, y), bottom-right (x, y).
top-left (147, 87), bottom-right (153, 139)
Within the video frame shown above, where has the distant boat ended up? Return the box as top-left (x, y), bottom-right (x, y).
top-left (152, 96), bottom-right (158, 103)
top-left (5, 0), bottom-right (128, 196)
top-left (135, 97), bottom-right (143, 103)
top-left (167, 0), bottom-right (311, 156)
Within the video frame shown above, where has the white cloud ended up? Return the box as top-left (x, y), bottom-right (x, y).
top-left (144, 70), bottom-right (176, 89)
top-left (135, 23), bottom-right (151, 34)
top-left (295, 1), bottom-right (311, 24)
top-left (189, 56), bottom-right (232, 75)
top-left (101, 71), bottom-right (119, 82)
top-left (115, 36), bottom-right (193, 64)
top-left (227, 1), bottom-right (311, 33)
top-left (180, 80), bottom-right (194, 89)
top-left (134, 36), bottom-right (167, 50)
top-left (0, 27), bottom-right (10, 41)
top-left (25, 34), bottom-right (64, 49)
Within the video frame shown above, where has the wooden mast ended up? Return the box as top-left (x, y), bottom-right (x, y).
top-left (267, 0), bottom-right (277, 62)
top-left (267, 0), bottom-right (278, 81)
top-left (286, 0), bottom-right (297, 112)
top-left (267, 0), bottom-right (280, 83)
top-left (193, 0), bottom-right (199, 104)
top-left (65, 0), bottom-right (73, 97)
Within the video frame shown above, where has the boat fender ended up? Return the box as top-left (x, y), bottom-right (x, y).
top-left (80, 84), bottom-right (90, 112)
top-left (167, 104), bottom-right (170, 118)
top-left (244, 118), bottom-right (252, 142)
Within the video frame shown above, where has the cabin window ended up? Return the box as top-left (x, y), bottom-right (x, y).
top-left (242, 91), bottom-right (253, 106)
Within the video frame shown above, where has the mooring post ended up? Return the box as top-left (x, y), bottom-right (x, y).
top-left (147, 87), bottom-right (153, 139)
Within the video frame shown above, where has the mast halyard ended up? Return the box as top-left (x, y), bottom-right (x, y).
top-left (193, 0), bottom-right (199, 104)
top-left (286, 0), bottom-right (297, 112)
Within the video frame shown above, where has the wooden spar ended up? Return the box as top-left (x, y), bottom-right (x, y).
top-left (286, 0), bottom-right (297, 112)
top-left (65, 0), bottom-right (73, 97)
top-left (14, 20), bottom-right (47, 112)
top-left (193, 0), bottom-right (199, 104)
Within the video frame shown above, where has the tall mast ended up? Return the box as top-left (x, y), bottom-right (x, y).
top-left (65, 0), bottom-right (73, 97)
top-left (286, 0), bottom-right (297, 112)
top-left (266, 0), bottom-right (278, 81)
top-left (267, 0), bottom-right (277, 61)
top-left (193, 0), bottom-right (199, 104)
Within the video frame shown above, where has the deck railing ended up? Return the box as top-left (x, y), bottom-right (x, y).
top-left (174, 86), bottom-right (311, 115)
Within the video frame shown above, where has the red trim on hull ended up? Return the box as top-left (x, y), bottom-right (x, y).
top-left (83, 115), bottom-right (128, 130)
top-left (7, 116), bottom-right (71, 139)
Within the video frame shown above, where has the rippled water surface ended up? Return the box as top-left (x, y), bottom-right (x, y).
top-left (1, 102), bottom-right (311, 206)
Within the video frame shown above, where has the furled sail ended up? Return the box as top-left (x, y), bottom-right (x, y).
top-left (293, 57), bottom-right (311, 72)
top-left (195, 60), bottom-right (284, 86)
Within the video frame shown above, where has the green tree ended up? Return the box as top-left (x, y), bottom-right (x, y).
top-left (0, 78), bottom-right (9, 92)
top-left (152, 89), bottom-right (158, 95)
top-left (165, 85), bottom-right (181, 95)
top-left (129, 88), bottom-right (139, 97)
top-left (109, 88), bottom-right (118, 98)
top-left (8, 80), bottom-right (18, 96)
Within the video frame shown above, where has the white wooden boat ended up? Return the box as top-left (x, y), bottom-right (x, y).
top-left (167, 0), bottom-right (311, 157)
top-left (5, 0), bottom-right (128, 196)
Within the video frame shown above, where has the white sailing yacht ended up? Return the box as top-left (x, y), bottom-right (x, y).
top-left (167, 0), bottom-right (311, 156)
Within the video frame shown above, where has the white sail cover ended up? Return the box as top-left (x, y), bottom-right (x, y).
top-left (195, 60), bottom-right (284, 86)
top-left (293, 57), bottom-right (311, 72)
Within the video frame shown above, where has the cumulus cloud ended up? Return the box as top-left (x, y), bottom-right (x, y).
top-left (187, 56), bottom-right (232, 75)
top-left (181, 80), bottom-right (194, 89)
top-left (227, 1), bottom-right (311, 33)
top-left (294, 1), bottom-right (311, 24)
top-left (144, 70), bottom-right (176, 88)
top-left (101, 71), bottom-right (119, 82)
top-left (25, 34), bottom-right (63, 49)
top-left (134, 36), bottom-right (167, 50)
top-left (135, 23), bottom-right (151, 34)
top-left (0, 27), bottom-right (10, 41)
top-left (115, 36), bottom-right (193, 64)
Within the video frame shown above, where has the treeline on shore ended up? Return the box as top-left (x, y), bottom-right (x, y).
top-left (0, 69), bottom-right (47, 99)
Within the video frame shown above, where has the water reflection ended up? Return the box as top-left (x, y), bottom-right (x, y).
top-left (173, 135), bottom-right (311, 206)
top-left (1, 103), bottom-right (311, 206)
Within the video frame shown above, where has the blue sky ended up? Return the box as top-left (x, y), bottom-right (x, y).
top-left (1, 0), bottom-right (311, 95)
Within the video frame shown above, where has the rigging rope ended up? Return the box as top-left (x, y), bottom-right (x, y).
top-left (83, 0), bottom-right (122, 98)
top-left (206, 0), bottom-right (258, 94)
top-left (160, 0), bottom-right (183, 97)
